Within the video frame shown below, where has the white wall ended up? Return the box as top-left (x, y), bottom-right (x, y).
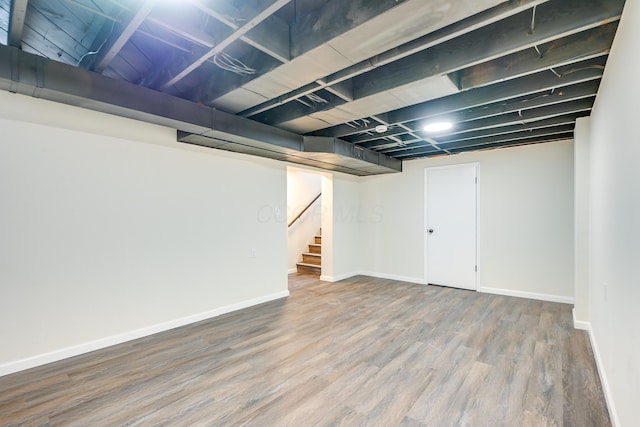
top-left (360, 141), bottom-right (575, 301)
top-left (573, 117), bottom-right (591, 323)
top-left (329, 173), bottom-right (362, 281)
top-left (287, 168), bottom-right (322, 272)
top-left (0, 92), bottom-right (288, 375)
top-left (583, 0), bottom-right (640, 424)
top-left (359, 167), bottom-right (425, 282)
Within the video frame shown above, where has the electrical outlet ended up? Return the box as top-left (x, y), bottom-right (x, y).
top-left (250, 248), bottom-right (257, 258)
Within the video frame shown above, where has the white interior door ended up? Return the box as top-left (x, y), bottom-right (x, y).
top-left (426, 164), bottom-right (478, 290)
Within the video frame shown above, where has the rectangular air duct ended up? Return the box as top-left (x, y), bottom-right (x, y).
top-left (0, 45), bottom-right (401, 176)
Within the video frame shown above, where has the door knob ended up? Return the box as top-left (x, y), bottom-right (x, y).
top-left (428, 229), bottom-right (434, 234)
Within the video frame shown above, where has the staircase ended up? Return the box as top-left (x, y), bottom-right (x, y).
top-left (296, 230), bottom-right (321, 275)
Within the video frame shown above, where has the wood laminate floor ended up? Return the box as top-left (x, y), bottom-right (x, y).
top-left (0, 275), bottom-right (610, 426)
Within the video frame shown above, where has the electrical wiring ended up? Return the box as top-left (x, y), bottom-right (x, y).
top-left (550, 64), bottom-right (605, 78)
top-left (305, 93), bottom-right (328, 104)
top-left (212, 51), bottom-right (256, 75)
top-left (345, 118), bottom-right (371, 129)
top-left (530, 5), bottom-right (537, 34)
top-left (76, 18), bottom-right (117, 66)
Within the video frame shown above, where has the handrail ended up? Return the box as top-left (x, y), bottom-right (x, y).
top-left (288, 193), bottom-right (321, 228)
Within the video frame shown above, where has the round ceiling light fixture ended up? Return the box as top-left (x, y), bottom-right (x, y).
top-left (423, 121), bottom-right (453, 132)
top-left (375, 124), bottom-right (388, 133)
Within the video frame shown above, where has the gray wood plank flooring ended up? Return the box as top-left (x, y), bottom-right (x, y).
top-left (0, 275), bottom-right (610, 426)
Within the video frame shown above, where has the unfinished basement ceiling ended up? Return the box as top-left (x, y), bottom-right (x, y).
top-left (0, 0), bottom-right (625, 171)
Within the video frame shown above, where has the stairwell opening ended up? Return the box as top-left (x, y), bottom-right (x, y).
top-left (287, 167), bottom-right (330, 280)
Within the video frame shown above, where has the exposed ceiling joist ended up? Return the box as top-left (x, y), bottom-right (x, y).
top-left (188, 0), bottom-right (290, 63)
top-left (395, 124), bottom-right (576, 158)
top-left (248, 0), bottom-right (622, 127)
top-left (350, 79), bottom-right (599, 147)
top-left (383, 98), bottom-right (594, 154)
top-left (354, 0), bottom-right (622, 100)
top-left (238, 0), bottom-right (550, 118)
top-left (7, 0), bottom-right (28, 48)
top-left (217, 0), bottom-right (520, 113)
top-left (146, 12), bottom-right (216, 48)
top-left (289, 0), bottom-right (410, 57)
top-left (314, 55), bottom-right (604, 139)
top-left (0, 0), bottom-right (626, 165)
top-left (87, 0), bottom-right (157, 73)
top-left (449, 133), bottom-right (575, 154)
top-left (388, 57), bottom-right (605, 125)
top-left (453, 22), bottom-right (617, 90)
top-left (432, 112), bottom-right (589, 146)
top-left (158, 0), bottom-right (291, 91)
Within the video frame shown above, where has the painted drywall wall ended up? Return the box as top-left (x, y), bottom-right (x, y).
top-left (320, 175), bottom-right (334, 280)
top-left (358, 167), bottom-right (425, 283)
top-left (0, 92), bottom-right (288, 374)
top-left (573, 117), bottom-right (591, 324)
top-left (330, 173), bottom-right (362, 281)
top-left (586, 0), bottom-right (640, 424)
top-left (360, 141), bottom-right (575, 301)
top-left (287, 168), bottom-right (322, 272)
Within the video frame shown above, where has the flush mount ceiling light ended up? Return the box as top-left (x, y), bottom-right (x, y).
top-left (423, 122), bottom-right (453, 132)
top-left (375, 125), bottom-right (388, 133)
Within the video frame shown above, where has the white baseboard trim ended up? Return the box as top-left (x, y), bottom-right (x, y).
top-left (0, 290), bottom-right (290, 378)
top-left (358, 271), bottom-right (426, 285)
top-left (478, 287), bottom-right (574, 304)
top-left (580, 321), bottom-right (620, 427)
top-left (320, 272), bottom-right (358, 282)
top-left (288, 268), bottom-right (297, 274)
top-left (572, 308), bottom-right (590, 330)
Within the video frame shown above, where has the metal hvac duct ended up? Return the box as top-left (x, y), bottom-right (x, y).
top-left (0, 45), bottom-right (401, 176)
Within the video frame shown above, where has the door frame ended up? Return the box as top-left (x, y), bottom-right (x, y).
top-left (423, 163), bottom-right (480, 290)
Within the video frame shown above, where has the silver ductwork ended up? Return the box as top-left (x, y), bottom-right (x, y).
top-left (0, 45), bottom-right (401, 176)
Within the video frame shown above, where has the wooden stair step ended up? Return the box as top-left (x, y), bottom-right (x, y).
top-left (314, 235), bottom-right (321, 244)
top-left (296, 262), bottom-right (321, 275)
top-left (308, 244), bottom-right (321, 254)
top-left (302, 253), bottom-right (321, 265)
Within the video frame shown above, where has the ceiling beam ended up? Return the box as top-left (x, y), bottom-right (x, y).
top-left (188, 0), bottom-right (290, 63)
top-left (353, 0), bottom-right (622, 100)
top-left (146, 13), bottom-right (217, 49)
top-left (240, 0), bottom-right (549, 118)
top-left (7, 0), bottom-right (29, 48)
top-left (446, 133), bottom-right (575, 156)
top-left (444, 124), bottom-right (577, 150)
top-left (393, 132), bottom-right (576, 159)
top-left (206, 0), bottom-right (419, 108)
top-left (352, 79), bottom-right (600, 146)
top-left (380, 98), bottom-right (592, 154)
top-left (452, 21), bottom-right (617, 90)
top-left (441, 97), bottom-right (594, 136)
top-left (434, 113), bottom-right (588, 145)
top-left (158, 0), bottom-right (291, 92)
top-left (250, 0), bottom-right (622, 126)
top-left (395, 125), bottom-right (575, 159)
top-left (442, 125), bottom-right (575, 151)
top-left (88, 0), bottom-right (157, 73)
top-left (382, 108), bottom-right (590, 154)
top-left (249, 90), bottom-right (348, 125)
top-left (387, 57), bottom-right (605, 124)
top-left (289, 0), bottom-right (407, 58)
top-left (324, 80), bottom-right (354, 102)
top-left (313, 56), bottom-right (605, 139)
